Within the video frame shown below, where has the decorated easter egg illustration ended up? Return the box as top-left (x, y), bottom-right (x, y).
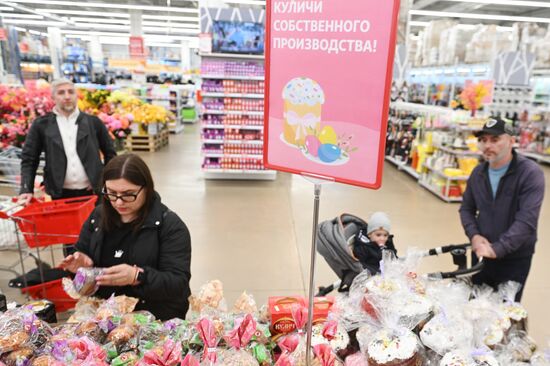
top-left (318, 144), bottom-right (341, 163)
top-left (319, 126), bottom-right (338, 145)
top-left (305, 135), bottom-right (321, 157)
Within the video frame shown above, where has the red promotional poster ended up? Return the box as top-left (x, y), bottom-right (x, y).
top-left (264, 0), bottom-right (401, 188)
top-left (0, 28), bottom-right (7, 41)
top-left (129, 36), bottom-right (145, 58)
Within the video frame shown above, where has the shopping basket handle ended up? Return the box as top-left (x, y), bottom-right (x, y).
top-left (427, 257), bottom-right (485, 279)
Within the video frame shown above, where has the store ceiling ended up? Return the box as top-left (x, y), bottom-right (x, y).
top-left (1, 0), bottom-right (550, 37)
top-left (411, 0), bottom-right (550, 29)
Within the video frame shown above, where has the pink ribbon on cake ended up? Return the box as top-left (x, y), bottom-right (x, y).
top-left (196, 318), bottom-right (219, 363)
top-left (291, 304), bottom-right (308, 332)
top-left (224, 313), bottom-right (257, 350)
top-left (68, 337), bottom-right (108, 364)
top-left (137, 339), bottom-right (182, 366)
top-left (181, 354), bottom-right (200, 366)
top-left (278, 334), bottom-right (300, 354)
top-left (313, 344), bottom-right (336, 366)
top-left (274, 353), bottom-right (293, 366)
top-left (322, 321), bottom-right (338, 341)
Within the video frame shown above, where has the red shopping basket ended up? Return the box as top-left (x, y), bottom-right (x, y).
top-left (21, 278), bottom-right (77, 313)
top-left (14, 196), bottom-right (97, 248)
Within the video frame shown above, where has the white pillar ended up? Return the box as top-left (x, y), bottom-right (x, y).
top-left (181, 40), bottom-right (191, 71)
top-left (47, 27), bottom-right (63, 80)
top-left (88, 36), bottom-right (104, 69)
top-left (130, 10), bottom-right (143, 37)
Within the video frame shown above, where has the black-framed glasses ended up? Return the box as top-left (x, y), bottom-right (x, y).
top-left (102, 186), bottom-right (144, 203)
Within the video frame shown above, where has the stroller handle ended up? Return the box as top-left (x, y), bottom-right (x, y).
top-left (425, 243), bottom-right (470, 256)
top-left (427, 257), bottom-right (485, 279)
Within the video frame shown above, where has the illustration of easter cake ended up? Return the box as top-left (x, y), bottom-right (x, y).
top-left (282, 77), bottom-right (325, 147)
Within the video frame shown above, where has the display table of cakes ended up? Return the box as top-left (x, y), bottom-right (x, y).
top-left (0, 253), bottom-right (547, 366)
top-left (200, 53), bottom-right (277, 181)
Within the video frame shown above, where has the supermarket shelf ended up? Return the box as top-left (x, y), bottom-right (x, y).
top-left (203, 153), bottom-right (263, 159)
top-left (200, 52), bottom-right (265, 60)
top-left (203, 110), bottom-right (264, 116)
top-left (423, 164), bottom-right (469, 181)
top-left (204, 169), bottom-right (276, 180)
top-left (202, 92), bottom-right (264, 99)
top-left (385, 156), bottom-right (420, 179)
top-left (518, 150), bottom-right (550, 165)
top-left (202, 75), bottom-right (265, 81)
top-left (434, 144), bottom-right (482, 157)
top-left (202, 124), bottom-right (263, 130)
top-left (419, 180), bottom-right (463, 203)
top-left (203, 139), bottom-right (264, 145)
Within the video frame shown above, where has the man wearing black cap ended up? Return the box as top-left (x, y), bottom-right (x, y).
top-left (459, 117), bottom-right (545, 301)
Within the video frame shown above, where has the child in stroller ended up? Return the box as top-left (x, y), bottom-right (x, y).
top-left (317, 212), bottom-right (397, 293)
top-left (352, 211), bottom-right (397, 275)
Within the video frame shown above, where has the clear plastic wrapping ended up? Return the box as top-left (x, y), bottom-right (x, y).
top-left (356, 292), bottom-right (424, 366)
top-left (62, 267), bottom-right (104, 299)
top-left (189, 280), bottom-right (227, 318)
top-left (218, 314), bottom-right (259, 366)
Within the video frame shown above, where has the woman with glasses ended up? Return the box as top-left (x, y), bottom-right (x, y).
top-left (60, 154), bottom-right (191, 320)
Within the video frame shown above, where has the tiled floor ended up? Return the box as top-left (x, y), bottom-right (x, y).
top-left (1, 123), bottom-right (549, 345)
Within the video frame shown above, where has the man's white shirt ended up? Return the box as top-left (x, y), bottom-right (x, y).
top-left (53, 107), bottom-right (91, 190)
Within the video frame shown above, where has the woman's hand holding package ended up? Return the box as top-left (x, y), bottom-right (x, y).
top-left (60, 252), bottom-right (94, 273)
top-left (96, 264), bottom-right (138, 287)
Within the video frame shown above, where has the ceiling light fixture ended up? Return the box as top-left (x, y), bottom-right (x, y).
top-left (69, 17), bottom-right (130, 24)
top-left (35, 9), bottom-right (128, 17)
top-left (0, 6), bottom-right (12, 10)
top-left (142, 21), bottom-right (199, 29)
top-left (5, 0), bottom-right (199, 14)
top-left (0, 0), bottom-right (72, 24)
top-left (61, 29), bottom-right (199, 42)
top-left (223, 0), bottom-right (266, 5)
top-left (443, 0), bottom-right (550, 8)
top-left (1, 19), bottom-right (65, 26)
top-left (410, 9), bottom-right (550, 23)
top-left (0, 12), bottom-right (42, 18)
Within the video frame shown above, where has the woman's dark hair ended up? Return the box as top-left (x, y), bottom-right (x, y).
top-left (100, 154), bottom-right (155, 232)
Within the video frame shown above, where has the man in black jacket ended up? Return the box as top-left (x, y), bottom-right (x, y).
top-left (19, 78), bottom-right (116, 203)
top-left (459, 117), bottom-right (545, 301)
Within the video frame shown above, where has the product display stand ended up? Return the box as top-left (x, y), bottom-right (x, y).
top-left (200, 52), bottom-right (276, 180)
top-left (301, 174), bottom-right (334, 365)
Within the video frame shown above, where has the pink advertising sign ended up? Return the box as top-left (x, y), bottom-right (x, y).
top-left (264, 0), bottom-right (401, 189)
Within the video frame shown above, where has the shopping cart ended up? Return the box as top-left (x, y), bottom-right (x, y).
top-left (0, 147), bottom-right (44, 188)
top-left (0, 195), bottom-right (97, 312)
top-left (315, 213), bottom-right (484, 296)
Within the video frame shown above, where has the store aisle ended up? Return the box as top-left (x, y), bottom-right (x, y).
top-left (141, 125), bottom-right (550, 344)
top-left (0, 126), bottom-right (548, 343)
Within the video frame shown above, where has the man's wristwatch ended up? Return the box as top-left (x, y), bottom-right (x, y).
top-left (136, 267), bottom-right (146, 285)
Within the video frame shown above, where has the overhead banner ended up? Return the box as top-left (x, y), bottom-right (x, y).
top-left (264, 0), bottom-right (401, 188)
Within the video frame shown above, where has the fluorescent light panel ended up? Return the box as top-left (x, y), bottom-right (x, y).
top-left (62, 30), bottom-right (198, 42)
top-left (2, 19), bottom-right (64, 26)
top-left (34, 9), bottom-right (199, 22)
top-left (66, 18), bottom-right (198, 29)
top-left (35, 9), bottom-right (128, 17)
top-left (0, 6), bottom-right (13, 10)
top-left (0, 12), bottom-right (42, 18)
top-left (224, 0), bottom-right (266, 4)
top-left (444, 0), bottom-right (550, 7)
top-left (69, 17), bottom-right (130, 24)
top-left (142, 21), bottom-right (199, 29)
top-left (410, 9), bottom-right (550, 23)
top-left (5, 0), bottom-right (199, 13)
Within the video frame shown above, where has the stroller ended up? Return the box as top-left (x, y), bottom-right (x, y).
top-left (316, 213), bottom-right (484, 296)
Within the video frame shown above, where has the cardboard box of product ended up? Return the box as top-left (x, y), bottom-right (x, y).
top-left (268, 296), bottom-right (335, 338)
